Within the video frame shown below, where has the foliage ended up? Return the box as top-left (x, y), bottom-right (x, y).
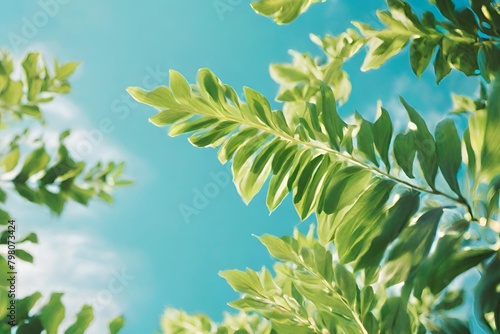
top-left (132, 0), bottom-right (500, 332)
top-left (0, 51), bottom-right (131, 218)
top-left (160, 309), bottom-right (272, 333)
top-left (0, 51), bottom-right (130, 333)
top-left (250, 0), bottom-right (326, 25)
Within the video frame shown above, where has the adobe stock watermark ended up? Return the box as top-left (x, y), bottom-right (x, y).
top-left (86, 268), bottom-right (134, 312)
top-left (70, 64), bottom-right (167, 161)
top-left (213, 0), bottom-right (243, 21)
top-left (179, 164), bottom-right (232, 224)
top-left (8, 0), bottom-right (71, 53)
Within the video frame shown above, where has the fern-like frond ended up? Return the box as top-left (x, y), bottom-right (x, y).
top-left (128, 69), bottom-right (480, 267)
top-left (311, 0), bottom-right (500, 83)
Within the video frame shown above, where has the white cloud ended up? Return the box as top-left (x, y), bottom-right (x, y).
top-left (17, 228), bottom-right (132, 334)
top-left (325, 0), bottom-right (345, 17)
top-left (44, 95), bottom-right (83, 122)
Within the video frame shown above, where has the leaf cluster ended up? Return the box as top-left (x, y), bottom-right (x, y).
top-left (0, 51), bottom-right (131, 334)
top-left (128, 0), bottom-right (500, 332)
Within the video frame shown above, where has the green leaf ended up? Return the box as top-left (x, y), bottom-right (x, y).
top-left (189, 121), bottom-right (239, 148)
top-left (0, 289), bottom-right (8, 319)
top-left (272, 109), bottom-right (291, 134)
top-left (297, 119), bottom-right (314, 144)
top-left (441, 39), bottom-right (479, 76)
top-left (463, 128), bottom-right (477, 176)
top-left (0, 74), bottom-right (7, 93)
top-left (39, 293), bottom-right (66, 334)
top-left (0, 256), bottom-right (10, 286)
top-left (0, 188), bottom-right (5, 203)
top-left (410, 37), bottom-right (439, 77)
top-left (220, 269), bottom-right (264, 297)
top-left (16, 292), bottom-right (43, 321)
top-left (127, 86), bottom-right (179, 110)
top-left (56, 62), bottom-right (80, 81)
top-left (287, 148), bottom-right (313, 191)
top-left (15, 184), bottom-right (42, 204)
top-left (333, 263), bottom-right (357, 306)
top-left (98, 191), bottom-right (113, 204)
top-left (487, 176), bottom-right (500, 221)
top-left (108, 316), bottom-right (125, 334)
top-left (257, 234), bottom-right (297, 263)
top-left (229, 297), bottom-right (270, 312)
top-left (362, 38), bottom-right (409, 71)
top-left (429, 248), bottom-right (495, 294)
top-left (435, 0), bottom-right (456, 22)
top-left (434, 47), bottom-right (452, 83)
top-left (67, 185), bottom-right (94, 205)
top-left (40, 147), bottom-right (80, 185)
top-left (198, 68), bottom-right (224, 104)
top-left (16, 249), bottom-right (34, 263)
top-left (14, 147), bottom-right (50, 183)
top-left (22, 53), bottom-right (40, 78)
top-left (481, 78), bottom-right (500, 179)
top-left (360, 286), bottom-right (377, 318)
top-left (435, 119), bottom-right (462, 196)
top-left (269, 64), bottom-right (310, 83)
top-left (266, 147), bottom-right (299, 211)
top-left (322, 166), bottom-right (372, 215)
top-left (19, 232), bottom-right (38, 244)
top-left (384, 208), bottom-right (443, 286)
top-left (250, 0), bottom-right (325, 25)
top-left (65, 305), bottom-right (94, 334)
top-left (294, 282), bottom-right (353, 318)
top-left (451, 94), bottom-right (477, 114)
top-left (168, 116), bottom-right (218, 137)
top-left (0, 209), bottom-right (10, 224)
top-left (20, 105), bottom-right (42, 119)
top-left (169, 70), bottom-right (192, 102)
top-left (236, 139), bottom-right (283, 203)
top-left (400, 97), bottom-right (438, 189)
top-left (231, 133), bottom-right (271, 177)
top-left (373, 106), bottom-right (393, 171)
top-left (1, 146), bottom-right (20, 172)
top-left (355, 190), bottom-right (420, 270)
top-left (149, 109), bottom-right (191, 126)
top-left (17, 318), bottom-right (44, 334)
top-left (40, 188), bottom-right (65, 215)
top-left (294, 154), bottom-right (331, 219)
top-left (355, 112), bottom-right (379, 166)
top-left (394, 131), bottom-right (416, 178)
top-left (244, 87), bottom-right (272, 126)
top-left (380, 297), bottom-right (412, 334)
top-left (218, 128), bottom-right (260, 164)
top-left (114, 180), bottom-right (134, 187)
top-left (1, 80), bottom-right (23, 105)
top-left (293, 154), bottom-right (323, 205)
top-left (320, 84), bottom-right (345, 149)
top-left (335, 179), bottom-right (395, 262)
top-left (478, 43), bottom-right (500, 83)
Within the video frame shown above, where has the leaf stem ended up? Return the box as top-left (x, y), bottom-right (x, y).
top-left (298, 256), bottom-right (369, 334)
top-left (179, 99), bottom-right (476, 220)
top-left (330, 150), bottom-right (476, 220)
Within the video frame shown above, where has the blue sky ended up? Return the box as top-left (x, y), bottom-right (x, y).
top-left (0, 1), bottom-right (480, 333)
